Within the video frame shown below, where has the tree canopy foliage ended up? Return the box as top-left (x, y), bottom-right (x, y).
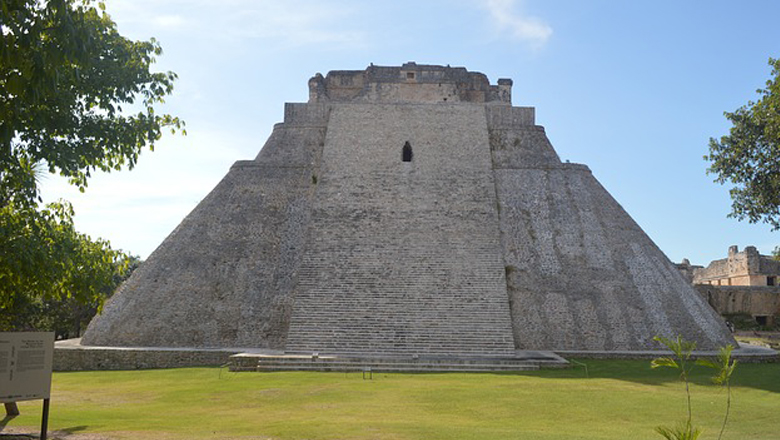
top-left (1, 0), bottom-right (184, 207)
top-left (706, 58), bottom-right (780, 230)
top-left (0, 200), bottom-right (138, 334)
top-left (0, 0), bottom-right (182, 327)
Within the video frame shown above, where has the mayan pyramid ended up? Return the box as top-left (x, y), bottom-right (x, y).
top-left (82, 63), bottom-right (735, 355)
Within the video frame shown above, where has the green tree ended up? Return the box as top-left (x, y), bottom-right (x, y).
top-left (0, 0), bottom-right (181, 324)
top-left (1, 0), bottom-right (184, 207)
top-left (706, 58), bottom-right (780, 230)
top-left (0, 200), bottom-right (127, 329)
top-left (1, 249), bottom-right (141, 337)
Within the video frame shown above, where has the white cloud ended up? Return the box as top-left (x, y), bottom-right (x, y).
top-left (223, 4), bottom-right (364, 47)
top-left (39, 127), bottom-right (255, 258)
top-left (107, 0), bottom-right (365, 49)
top-left (153, 15), bottom-right (186, 29)
top-left (480, 0), bottom-right (552, 47)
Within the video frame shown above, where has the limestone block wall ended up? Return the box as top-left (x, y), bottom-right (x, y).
top-left (676, 260), bottom-right (703, 284)
top-left (285, 103), bottom-right (516, 356)
top-left (55, 346), bottom-right (238, 371)
top-left (363, 82), bottom-right (462, 104)
top-left (697, 259), bottom-right (731, 281)
top-left (485, 105), bottom-right (536, 128)
top-left (491, 129), bottom-right (734, 350)
top-left (696, 285), bottom-right (780, 319)
top-left (759, 256), bottom-right (780, 274)
top-left (82, 109), bottom-right (328, 349)
top-left (282, 102), bottom-right (330, 127)
top-left (310, 64), bottom-right (511, 105)
top-left (489, 126), bottom-right (560, 169)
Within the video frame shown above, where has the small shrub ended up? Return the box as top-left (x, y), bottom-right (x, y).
top-left (651, 336), bottom-right (737, 440)
top-left (696, 345), bottom-right (737, 440)
top-left (722, 313), bottom-right (760, 330)
top-left (652, 335), bottom-right (698, 437)
top-left (655, 423), bottom-right (701, 440)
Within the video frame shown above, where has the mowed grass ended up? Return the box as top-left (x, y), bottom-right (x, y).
top-left (8, 360), bottom-right (780, 440)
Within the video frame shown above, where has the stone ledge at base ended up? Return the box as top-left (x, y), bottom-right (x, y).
top-left (556, 343), bottom-right (779, 363)
top-left (55, 339), bottom-right (777, 371)
top-left (54, 339), bottom-right (283, 371)
top-left (229, 351), bottom-right (570, 373)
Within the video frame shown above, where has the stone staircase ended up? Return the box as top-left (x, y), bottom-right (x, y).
top-left (229, 352), bottom-right (569, 373)
top-left (284, 104), bottom-right (516, 358)
top-left (285, 271), bottom-right (516, 356)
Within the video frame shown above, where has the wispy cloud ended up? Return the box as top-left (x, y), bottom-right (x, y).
top-left (40, 127), bottom-right (253, 258)
top-left (109, 0), bottom-right (365, 49)
top-left (480, 0), bottom-right (552, 48)
top-left (222, 2), bottom-right (363, 46)
top-left (153, 15), bottom-right (186, 29)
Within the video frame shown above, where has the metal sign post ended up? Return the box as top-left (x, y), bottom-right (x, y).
top-left (40, 398), bottom-right (50, 440)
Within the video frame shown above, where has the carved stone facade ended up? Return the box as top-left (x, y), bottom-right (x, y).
top-left (82, 64), bottom-right (735, 353)
top-left (308, 62), bottom-right (513, 105)
top-left (693, 246), bottom-right (780, 287)
top-left (677, 246), bottom-right (780, 327)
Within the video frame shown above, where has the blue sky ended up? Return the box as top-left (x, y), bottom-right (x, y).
top-left (41, 0), bottom-right (780, 265)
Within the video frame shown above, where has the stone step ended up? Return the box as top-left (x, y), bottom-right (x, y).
top-left (283, 336), bottom-right (516, 346)
top-left (283, 334), bottom-right (516, 343)
top-left (281, 347), bottom-right (518, 357)
top-left (249, 364), bottom-right (537, 373)
top-left (228, 352), bottom-right (569, 373)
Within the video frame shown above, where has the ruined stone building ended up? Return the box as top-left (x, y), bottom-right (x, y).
top-left (675, 259), bottom-right (704, 284)
top-left (680, 246), bottom-right (780, 327)
top-left (81, 63), bottom-right (735, 355)
top-left (692, 245), bottom-right (780, 286)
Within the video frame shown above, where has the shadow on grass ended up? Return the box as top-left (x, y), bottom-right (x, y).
top-left (493, 359), bottom-right (780, 394)
top-left (0, 426), bottom-right (91, 440)
top-left (0, 415), bottom-right (17, 431)
top-left (60, 426), bottom-right (88, 434)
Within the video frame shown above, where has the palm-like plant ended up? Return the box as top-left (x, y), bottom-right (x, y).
top-left (696, 345), bottom-right (737, 440)
top-left (652, 335), bottom-right (699, 437)
top-left (651, 336), bottom-right (738, 440)
top-left (655, 424), bottom-right (702, 440)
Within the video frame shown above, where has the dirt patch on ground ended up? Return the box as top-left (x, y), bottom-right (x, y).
top-left (1, 428), bottom-right (277, 440)
top-left (0, 427), bottom-right (115, 439)
top-left (736, 330), bottom-right (780, 350)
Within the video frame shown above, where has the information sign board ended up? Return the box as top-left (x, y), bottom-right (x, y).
top-left (0, 332), bottom-right (55, 403)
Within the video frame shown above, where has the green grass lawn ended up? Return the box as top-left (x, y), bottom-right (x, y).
top-left (6, 360), bottom-right (780, 439)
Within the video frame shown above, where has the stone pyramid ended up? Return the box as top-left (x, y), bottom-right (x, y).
top-left (82, 63), bottom-right (735, 355)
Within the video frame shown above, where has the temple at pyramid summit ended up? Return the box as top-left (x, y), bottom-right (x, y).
top-left (81, 63), bottom-right (735, 356)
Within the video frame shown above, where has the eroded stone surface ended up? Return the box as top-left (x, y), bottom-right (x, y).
top-left (82, 64), bottom-right (735, 353)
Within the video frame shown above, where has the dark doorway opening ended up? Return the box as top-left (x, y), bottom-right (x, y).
top-left (402, 142), bottom-right (413, 162)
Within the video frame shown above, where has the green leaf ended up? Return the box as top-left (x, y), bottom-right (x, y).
top-left (655, 423), bottom-right (702, 440)
top-left (651, 357), bottom-right (679, 370)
